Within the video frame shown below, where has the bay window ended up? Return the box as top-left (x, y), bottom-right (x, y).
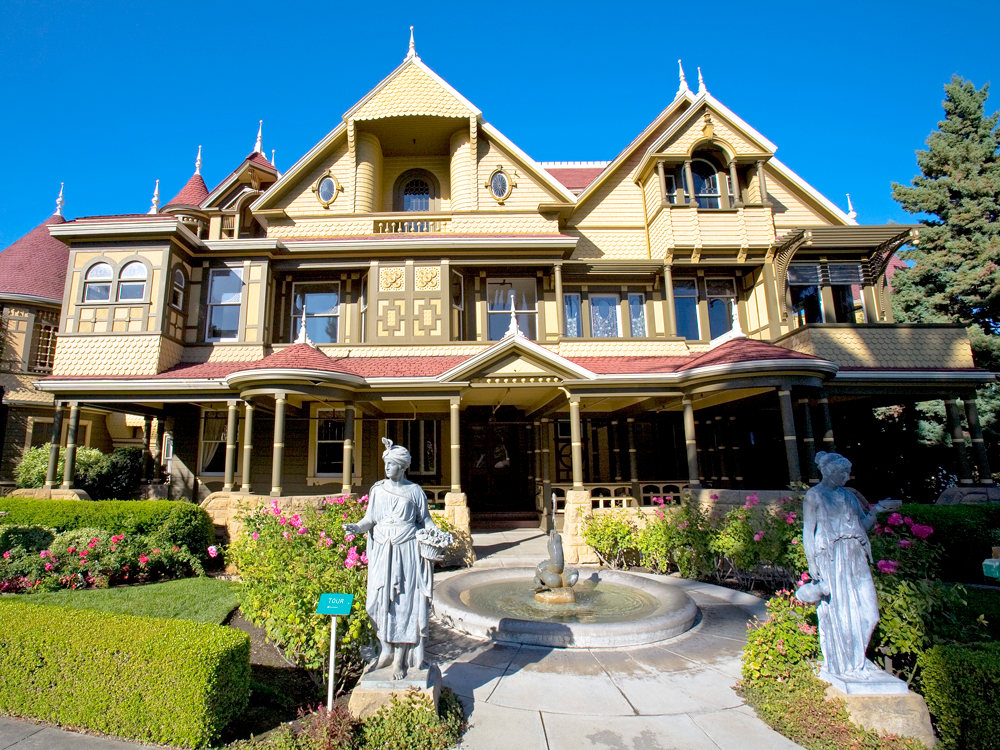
top-left (590, 294), bottom-right (621, 337)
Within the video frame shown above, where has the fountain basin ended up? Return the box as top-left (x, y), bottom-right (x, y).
top-left (433, 568), bottom-right (698, 648)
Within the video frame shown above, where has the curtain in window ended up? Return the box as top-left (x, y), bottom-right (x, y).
top-left (201, 412), bottom-right (226, 471)
top-left (591, 296), bottom-right (619, 337)
top-left (564, 294), bottom-right (581, 337)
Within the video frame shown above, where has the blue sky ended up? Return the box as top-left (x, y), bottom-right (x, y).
top-left (2, 0), bottom-right (998, 247)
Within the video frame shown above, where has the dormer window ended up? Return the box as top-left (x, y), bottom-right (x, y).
top-left (83, 263), bottom-right (113, 301)
top-left (403, 179), bottom-right (430, 211)
top-left (691, 159), bottom-right (721, 209)
top-left (393, 169), bottom-right (440, 212)
top-left (117, 261), bottom-right (147, 302)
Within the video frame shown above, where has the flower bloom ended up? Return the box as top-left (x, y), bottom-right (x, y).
top-left (88, 539), bottom-right (98, 549)
top-left (877, 559), bottom-right (900, 574)
top-left (207, 545), bottom-right (219, 558)
top-left (139, 555), bottom-right (149, 565)
top-left (898, 539), bottom-right (913, 548)
top-left (745, 493), bottom-right (760, 507)
top-left (290, 515), bottom-right (302, 528)
top-left (904, 517), bottom-right (914, 526)
top-left (67, 547), bottom-right (76, 554)
top-left (873, 523), bottom-right (884, 535)
top-left (111, 535), bottom-right (124, 544)
top-left (785, 512), bottom-right (797, 524)
top-left (887, 513), bottom-right (904, 526)
top-left (279, 516), bottom-right (288, 525)
top-left (297, 527), bottom-right (308, 535)
top-left (335, 496), bottom-right (346, 505)
top-left (324, 538), bottom-right (333, 547)
top-left (345, 534), bottom-right (355, 543)
top-left (44, 563), bottom-right (53, 571)
top-left (39, 550), bottom-right (50, 559)
top-left (283, 532), bottom-right (291, 539)
top-left (359, 494), bottom-right (369, 504)
top-left (654, 510), bottom-right (664, 520)
top-left (753, 530), bottom-right (764, 542)
top-left (2, 551), bottom-right (9, 559)
top-left (678, 520), bottom-right (689, 530)
top-left (251, 532), bottom-right (259, 540)
top-left (152, 549), bottom-right (161, 554)
top-left (345, 546), bottom-right (361, 569)
top-left (360, 551), bottom-right (368, 564)
top-left (651, 496), bottom-right (664, 506)
top-left (342, 512), bottom-right (348, 519)
top-left (798, 622), bottom-right (817, 635)
top-left (800, 572), bottom-right (810, 582)
top-left (791, 538), bottom-right (799, 545)
top-left (911, 524), bottom-right (934, 540)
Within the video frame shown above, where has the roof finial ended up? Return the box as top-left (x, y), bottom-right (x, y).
top-left (148, 179), bottom-right (160, 214)
top-left (54, 182), bottom-right (65, 217)
top-left (270, 149), bottom-right (276, 166)
top-left (846, 193), bottom-right (857, 222)
top-left (195, 145), bottom-right (202, 175)
top-left (697, 66), bottom-right (706, 94)
top-left (677, 60), bottom-right (689, 95)
top-left (405, 25), bottom-right (416, 60)
top-left (294, 299), bottom-right (314, 346)
top-left (254, 120), bottom-right (263, 154)
top-left (504, 291), bottom-right (524, 338)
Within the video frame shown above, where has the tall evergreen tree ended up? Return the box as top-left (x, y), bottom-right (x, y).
top-left (892, 75), bottom-right (1000, 370)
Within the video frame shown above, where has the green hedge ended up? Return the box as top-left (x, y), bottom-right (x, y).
top-left (917, 642), bottom-right (1000, 750)
top-left (0, 499), bottom-right (214, 559)
top-left (0, 600), bottom-right (250, 747)
top-left (880, 504), bottom-right (1000, 583)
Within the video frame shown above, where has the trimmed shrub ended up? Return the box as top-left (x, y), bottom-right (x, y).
top-left (0, 600), bottom-right (250, 747)
top-left (0, 499), bottom-right (214, 559)
top-left (742, 590), bottom-right (820, 682)
top-left (636, 500), bottom-right (716, 579)
top-left (14, 444), bottom-right (109, 497)
top-left (94, 447), bottom-right (144, 500)
top-left (0, 524), bottom-right (54, 554)
top-left (917, 642), bottom-right (1000, 750)
top-left (361, 688), bottom-right (465, 750)
top-left (580, 509), bottom-right (638, 569)
top-left (879, 504), bottom-right (1000, 583)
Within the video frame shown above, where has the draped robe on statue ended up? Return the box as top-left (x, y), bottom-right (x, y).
top-left (360, 479), bottom-right (435, 645)
top-left (808, 486), bottom-right (879, 676)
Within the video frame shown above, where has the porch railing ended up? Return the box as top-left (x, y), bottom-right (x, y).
top-left (373, 216), bottom-right (451, 234)
top-left (547, 481), bottom-right (691, 512)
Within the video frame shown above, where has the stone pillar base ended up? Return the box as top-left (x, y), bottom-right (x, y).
top-left (561, 489), bottom-right (598, 565)
top-left (348, 664), bottom-right (441, 720)
top-left (441, 492), bottom-right (475, 567)
top-left (10, 488), bottom-right (91, 501)
top-left (824, 686), bottom-right (936, 748)
top-left (936, 486), bottom-right (1000, 505)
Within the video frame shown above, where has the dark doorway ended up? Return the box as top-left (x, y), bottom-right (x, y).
top-left (462, 406), bottom-right (535, 518)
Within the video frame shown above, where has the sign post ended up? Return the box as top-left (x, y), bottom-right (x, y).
top-left (316, 593), bottom-right (355, 711)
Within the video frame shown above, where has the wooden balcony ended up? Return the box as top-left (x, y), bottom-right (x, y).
top-left (774, 324), bottom-right (977, 370)
top-left (373, 215), bottom-right (452, 234)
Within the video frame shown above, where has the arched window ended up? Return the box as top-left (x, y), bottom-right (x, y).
top-left (392, 170), bottom-right (440, 212)
top-left (691, 159), bottom-right (721, 209)
top-left (171, 268), bottom-right (186, 310)
top-left (83, 262), bottom-right (113, 302)
top-left (117, 261), bottom-right (148, 301)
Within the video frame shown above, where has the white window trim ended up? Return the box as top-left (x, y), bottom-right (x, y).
top-left (198, 407), bottom-right (232, 477)
top-left (170, 269), bottom-right (186, 311)
top-left (291, 281), bottom-right (341, 344)
top-left (205, 267), bottom-right (244, 343)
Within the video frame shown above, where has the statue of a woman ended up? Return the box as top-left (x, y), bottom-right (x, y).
top-left (799, 451), bottom-right (892, 680)
top-left (344, 438), bottom-right (449, 680)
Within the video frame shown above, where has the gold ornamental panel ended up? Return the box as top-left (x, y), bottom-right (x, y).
top-left (414, 266), bottom-right (441, 292)
top-left (379, 266), bottom-right (406, 292)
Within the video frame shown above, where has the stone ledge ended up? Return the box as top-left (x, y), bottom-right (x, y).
top-left (825, 685), bottom-right (936, 747)
top-left (10, 488), bottom-right (91, 501)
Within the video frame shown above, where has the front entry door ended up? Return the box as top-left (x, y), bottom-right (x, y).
top-left (463, 415), bottom-right (532, 513)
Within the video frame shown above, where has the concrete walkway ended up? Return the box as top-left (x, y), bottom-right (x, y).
top-left (0, 528), bottom-right (803, 749)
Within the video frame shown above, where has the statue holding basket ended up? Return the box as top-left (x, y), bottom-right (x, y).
top-left (344, 437), bottom-right (452, 679)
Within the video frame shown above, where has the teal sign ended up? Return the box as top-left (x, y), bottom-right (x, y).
top-left (984, 559), bottom-right (1000, 580)
top-left (317, 593), bottom-right (355, 616)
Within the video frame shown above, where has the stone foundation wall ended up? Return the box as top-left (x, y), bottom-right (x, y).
top-left (10, 488), bottom-right (91, 501)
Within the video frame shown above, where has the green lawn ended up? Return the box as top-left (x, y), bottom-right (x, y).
top-left (20, 576), bottom-right (241, 624)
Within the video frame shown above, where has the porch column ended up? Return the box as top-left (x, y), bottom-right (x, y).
top-left (449, 397), bottom-right (461, 492)
top-left (569, 396), bottom-right (584, 489)
top-left (610, 419), bottom-right (621, 481)
top-left (694, 418), bottom-right (706, 484)
top-left (682, 397), bottom-right (700, 488)
top-left (142, 415), bottom-right (154, 483)
top-left (728, 415), bottom-right (744, 489)
top-left (683, 161), bottom-right (696, 206)
top-left (728, 161), bottom-right (742, 205)
top-left (663, 266), bottom-right (676, 337)
top-left (777, 387), bottom-right (801, 485)
top-left (60, 402), bottom-right (80, 489)
top-left (626, 417), bottom-right (640, 501)
top-left (756, 160), bottom-right (770, 204)
top-left (963, 397), bottom-right (993, 485)
top-left (44, 402), bottom-right (64, 488)
top-left (554, 263), bottom-right (564, 336)
top-left (817, 389), bottom-right (836, 453)
top-left (341, 405), bottom-right (356, 495)
top-left (540, 417), bottom-right (553, 530)
top-left (222, 401), bottom-right (239, 491)
top-left (944, 396), bottom-right (973, 486)
top-left (270, 392), bottom-right (286, 497)
top-left (799, 397), bottom-right (818, 483)
top-left (716, 415), bottom-right (732, 488)
top-left (240, 402), bottom-right (254, 492)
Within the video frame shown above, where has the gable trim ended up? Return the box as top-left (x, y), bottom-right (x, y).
top-left (767, 157), bottom-right (855, 226)
top-left (480, 122), bottom-right (578, 204)
top-left (251, 124), bottom-right (348, 212)
top-left (436, 336), bottom-right (596, 383)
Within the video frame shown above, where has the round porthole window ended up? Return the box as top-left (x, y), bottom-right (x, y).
top-left (313, 171), bottom-right (341, 208)
top-left (488, 168), bottom-right (514, 203)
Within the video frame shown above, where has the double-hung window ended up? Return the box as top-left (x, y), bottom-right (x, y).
top-left (389, 420), bottom-right (438, 476)
top-left (199, 409), bottom-right (228, 475)
top-left (451, 271), bottom-right (464, 339)
top-left (788, 262), bottom-right (866, 325)
top-left (673, 279), bottom-right (700, 340)
top-left (316, 410), bottom-right (345, 475)
top-left (117, 262), bottom-right (147, 302)
top-left (206, 268), bottom-right (243, 341)
top-left (487, 278), bottom-right (536, 340)
top-left (563, 293), bottom-right (582, 337)
top-left (706, 279), bottom-right (736, 339)
top-left (828, 263), bottom-right (865, 323)
top-left (788, 264), bottom-right (823, 326)
top-left (292, 282), bottom-right (340, 344)
top-left (628, 293), bottom-right (647, 337)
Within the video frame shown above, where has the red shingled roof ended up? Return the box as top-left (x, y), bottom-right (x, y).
top-left (0, 214), bottom-right (69, 302)
top-left (679, 338), bottom-right (825, 370)
top-left (68, 214), bottom-right (175, 222)
top-left (165, 173), bottom-right (209, 208)
top-left (567, 356), bottom-right (688, 374)
top-left (546, 167), bottom-right (606, 192)
top-left (248, 152), bottom-right (277, 172)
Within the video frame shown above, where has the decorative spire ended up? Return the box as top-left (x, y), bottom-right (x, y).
top-left (195, 145), bottom-right (202, 175)
top-left (504, 291), bottom-right (524, 338)
top-left (254, 120), bottom-right (263, 154)
top-left (677, 60), bottom-right (689, 95)
top-left (147, 179), bottom-right (160, 214)
top-left (697, 67), bottom-right (706, 94)
top-left (846, 194), bottom-right (857, 222)
top-left (294, 299), bottom-right (314, 346)
top-left (405, 25), bottom-right (416, 60)
top-left (270, 149), bottom-right (276, 166)
top-left (54, 182), bottom-right (65, 217)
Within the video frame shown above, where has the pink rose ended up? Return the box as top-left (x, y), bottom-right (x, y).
top-left (904, 517), bottom-right (914, 526)
top-left (335, 496), bottom-right (346, 505)
top-left (753, 531), bottom-right (764, 542)
top-left (39, 551), bottom-right (49, 559)
top-left (139, 555), bottom-right (149, 565)
top-left (67, 547), bottom-right (76, 554)
top-left (297, 527), bottom-right (308, 535)
top-left (911, 524), bottom-right (933, 540)
top-left (342, 512), bottom-right (348, 519)
top-left (654, 510), bottom-right (664, 520)
top-left (791, 538), bottom-right (799, 545)
top-left (877, 559), bottom-right (899, 574)
top-left (152, 549), bottom-right (161, 554)
top-left (2, 551), bottom-right (9, 559)
top-left (44, 563), bottom-right (53, 571)
top-left (652, 496), bottom-right (664, 506)
top-left (710, 493), bottom-right (719, 500)
top-left (290, 515), bottom-right (301, 528)
top-left (360, 495), bottom-right (369, 504)
top-left (283, 532), bottom-right (291, 539)
top-left (785, 512), bottom-right (797, 524)
top-left (345, 534), bottom-right (355, 543)
top-left (800, 572), bottom-right (810, 582)
top-left (887, 513), bottom-right (904, 526)
top-left (279, 516), bottom-right (287, 525)
top-left (898, 539), bottom-right (913, 548)
top-left (360, 552), bottom-right (368, 564)
top-left (325, 538), bottom-right (333, 547)
top-left (207, 545), bottom-right (219, 558)
top-left (251, 532), bottom-right (259, 540)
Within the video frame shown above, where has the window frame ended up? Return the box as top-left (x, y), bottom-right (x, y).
top-left (787, 262), bottom-right (868, 325)
top-left (205, 267), bottom-right (244, 342)
top-left (487, 277), bottom-right (537, 341)
top-left (116, 261), bottom-right (148, 303)
top-left (627, 293), bottom-right (648, 338)
top-left (82, 261), bottom-right (114, 303)
top-left (563, 292), bottom-right (583, 338)
top-left (705, 277), bottom-right (737, 340)
top-left (392, 169), bottom-right (441, 212)
top-left (170, 268), bottom-right (187, 311)
top-left (198, 408), bottom-right (230, 476)
top-left (672, 277), bottom-right (701, 341)
top-left (589, 293), bottom-right (623, 338)
top-left (690, 158), bottom-right (722, 210)
top-left (451, 270), bottom-right (464, 340)
top-left (290, 280), bottom-right (341, 344)
top-left (314, 408), bottom-right (346, 477)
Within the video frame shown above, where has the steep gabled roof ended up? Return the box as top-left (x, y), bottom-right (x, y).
top-left (0, 214), bottom-right (68, 303)
top-left (204, 151), bottom-right (279, 208)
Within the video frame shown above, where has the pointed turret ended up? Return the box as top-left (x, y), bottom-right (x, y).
top-left (697, 67), bottom-right (707, 95)
top-left (165, 146), bottom-right (210, 209)
top-left (0, 187), bottom-right (70, 303)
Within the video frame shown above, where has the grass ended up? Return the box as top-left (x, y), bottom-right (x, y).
top-left (20, 576), bottom-right (240, 624)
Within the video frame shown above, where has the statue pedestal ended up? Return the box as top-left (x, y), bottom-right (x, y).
top-left (347, 663), bottom-right (442, 720)
top-left (534, 587), bottom-right (575, 604)
top-left (822, 672), bottom-right (936, 747)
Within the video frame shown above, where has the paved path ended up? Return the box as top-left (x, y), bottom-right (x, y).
top-left (0, 528), bottom-right (803, 749)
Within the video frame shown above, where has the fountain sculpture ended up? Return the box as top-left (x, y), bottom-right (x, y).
top-left (533, 529), bottom-right (579, 603)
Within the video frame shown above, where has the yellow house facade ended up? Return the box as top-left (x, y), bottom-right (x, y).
top-left (32, 44), bottom-right (994, 536)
